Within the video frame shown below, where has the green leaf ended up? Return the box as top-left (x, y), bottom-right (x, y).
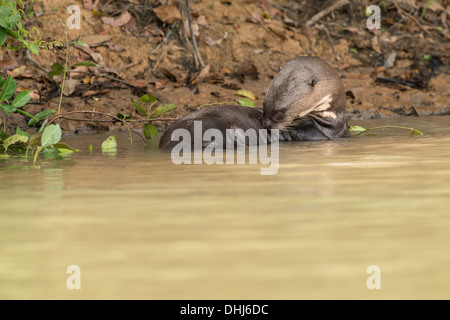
top-left (149, 103), bottom-right (177, 119)
top-left (54, 142), bottom-right (79, 152)
top-left (49, 62), bottom-right (65, 77)
top-left (131, 99), bottom-right (147, 117)
top-left (0, 154), bottom-right (10, 159)
top-left (24, 41), bottom-right (39, 55)
top-left (75, 40), bottom-right (88, 47)
top-left (0, 130), bottom-right (7, 141)
top-left (3, 134), bottom-right (29, 152)
top-left (238, 98), bottom-right (255, 108)
top-left (0, 27), bottom-right (6, 46)
top-left (16, 127), bottom-right (30, 138)
top-left (28, 109), bottom-right (56, 126)
top-left (41, 124), bottom-right (62, 147)
top-left (70, 61), bottom-right (99, 68)
top-left (349, 125), bottom-right (367, 133)
top-left (143, 124), bottom-right (158, 140)
top-left (88, 144), bottom-right (93, 152)
top-left (101, 135), bottom-right (117, 152)
top-left (42, 146), bottom-right (62, 159)
top-left (140, 94), bottom-right (157, 103)
top-left (0, 104), bottom-right (16, 115)
top-left (12, 90), bottom-right (31, 108)
top-left (410, 129), bottom-right (423, 136)
top-left (0, 75), bottom-right (16, 102)
top-left (117, 113), bottom-right (132, 121)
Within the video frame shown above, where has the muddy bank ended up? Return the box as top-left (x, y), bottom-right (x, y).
top-left (0, 0), bottom-right (448, 136)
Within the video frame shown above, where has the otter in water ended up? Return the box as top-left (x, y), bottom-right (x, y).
top-left (158, 104), bottom-right (264, 150)
top-left (262, 56), bottom-right (350, 140)
top-left (159, 56), bottom-right (349, 150)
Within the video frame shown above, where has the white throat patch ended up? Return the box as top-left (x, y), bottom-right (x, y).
top-left (314, 94), bottom-right (333, 111)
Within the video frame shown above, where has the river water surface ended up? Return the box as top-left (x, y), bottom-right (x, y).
top-left (1, 116), bottom-right (450, 299)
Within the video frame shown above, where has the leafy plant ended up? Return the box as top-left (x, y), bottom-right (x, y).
top-left (129, 94), bottom-right (177, 140)
top-left (0, 0), bottom-right (61, 54)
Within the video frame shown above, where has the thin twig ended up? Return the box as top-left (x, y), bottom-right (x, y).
top-left (185, 0), bottom-right (205, 69)
top-left (392, 0), bottom-right (433, 38)
top-left (316, 24), bottom-right (339, 63)
top-left (305, 0), bottom-right (349, 27)
top-left (25, 49), bottom-right (49, 73)
top-left (48, 110), bottom-right (146, 142)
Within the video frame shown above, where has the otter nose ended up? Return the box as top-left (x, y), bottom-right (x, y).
top-left (262, 117), bottom-right (274, 129)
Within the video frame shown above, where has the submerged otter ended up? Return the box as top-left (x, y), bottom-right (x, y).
top-left (159, 56), bottom-right (349, 150)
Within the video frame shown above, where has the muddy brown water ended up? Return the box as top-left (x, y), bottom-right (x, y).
top-left (1, 116), bottom-right (450, 299)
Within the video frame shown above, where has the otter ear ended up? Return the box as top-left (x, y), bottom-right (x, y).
top-left (307, 78), bottom-right (318, 87)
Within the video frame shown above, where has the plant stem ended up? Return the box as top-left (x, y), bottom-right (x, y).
top-left (16, 109), bottom-right (38, 122)
top-left (57, 30), bottom-right (69, 115)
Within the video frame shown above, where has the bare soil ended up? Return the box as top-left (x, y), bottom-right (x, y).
top-left (1, 0), bottom-right (449, 136)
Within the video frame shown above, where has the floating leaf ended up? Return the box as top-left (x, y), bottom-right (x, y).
top-left (149, 103), bottom-right (177, 119)
top-left (238, 98), bottom-right (255, 108)
top-left (101, 135), bottom-right (117, 152)
top-left (49, 62), bottom-right (65, 77)
top-left (143, 123), bottom-right (158, 140)
top-left (41, 124), bottom-right (62, 147)
top-left (54, 142), bottom-right (79, 152)
top-left (0, 75), bottom-right (16, 102)
top-left (140, 94), bottom-right (157, 103)
top-left (410, 129), bottom-right (423, 136)
top-left (234, 90), bottom-right (255, 100)
top-left (28, 110), bottom-right (56, 126)
top-left (42, 146), bottom-right (62, 159)
top-left (3, 134), bottom-right (28, 152)
top-left (349, 125), bottom-right (367, 133)
top-left (12, 90), bottom-right (31, 108)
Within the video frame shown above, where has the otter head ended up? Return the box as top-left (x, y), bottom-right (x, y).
top-left (262, 56), bottom-right (346, 132)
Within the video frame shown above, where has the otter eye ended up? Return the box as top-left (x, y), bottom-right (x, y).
top-left (277, 66), bottom-right (281, 73)
top-left (307, 78), bottom-right (318, 87)
top-left (272, 110), bottom-right (284, 121)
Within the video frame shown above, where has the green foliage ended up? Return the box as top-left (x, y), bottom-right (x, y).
top-left (101, 135), bottom-right (117, 152)
top-left (127, 94), bottom-right (177, 141)
top-left (0, 0), bottom-right (62, 54)
top-left (238, 98), bottom-right (255, 108)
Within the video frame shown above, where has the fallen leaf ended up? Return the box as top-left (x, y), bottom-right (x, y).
top-left (9, 65), bottom-right (27, 78)
top-left (105, 43), bottom-right (124, 52)
top-left (82, 35), bottom-right (112, 46)
top-left (197, 15), bottom-right (207, 26)
top-left (101, 11), bottom-right (132, 27)
top-left (234, 90), bottom-right (255, 100)
top-left (82, 89), bottom-right (111, 97)
top-left (70, 65), bottom-right (89, 78)
top-left (125, 16), bottom-right (136, 32)
top-left (0, 58), bottom-right (19, 73)
top-left (371, 35), bottom-right (381, 54)
top-left (345, 73), bottom-right (371, 80)
top-left (222, 82), bottom-right (241, 90)
top-left (221, 68), bottom-right (231, 75)
top-left (268, 25), bottom-right (288, 40)
top-left (192, 65), bottom-right (210, 84)
top-left (154, 79), bottom-right (168, 90)
top-left (83, 77), bottom-right (90, 84)
top-left (153, 5), bottom-right (181, 24)
top-left (63, 79), bottom-right (79, 96)
top-left (83, 0), bottom-right (99, 10)
top-left (184, 19), bottom-right (199, 39)
top-left (160, 67), bottom-right (177, 82)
